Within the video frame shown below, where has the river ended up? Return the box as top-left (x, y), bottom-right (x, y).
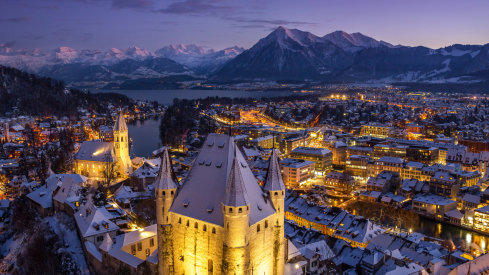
top-left (93, 89), bottom-right (297, 106)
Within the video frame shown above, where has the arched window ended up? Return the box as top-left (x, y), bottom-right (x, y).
top-left (116, 137), bottom-right (119, 142)
top-left (229, 208), bottom-right (233, 213)
top-left (275, 192), bottom-right (278, 196)
top-left (238, 208), bottom-right (242, 213)
top-left (203, 225), bottom-right (207, 232)
top-left (265, 220), bottom-right (269, 228)
top-left (208, 259), bottom-right (213, 272)
top-left (194, 222), bottom-right (198, 229)
top-left (212, 227), bottom-right (216, 234)
top-left (121, 137), bottom-right (124, 142)
top-left (257, 224), bottom-right (261, 232)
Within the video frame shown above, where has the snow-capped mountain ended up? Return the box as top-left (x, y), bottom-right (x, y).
top-left (213, 26), bottom-right (489, 83)
top-left (213, 26), bottom-right (354, 80)
top-left (323, 31), bottom-right (399, 53)
top-left (155, 44), bottom-right (244, 73)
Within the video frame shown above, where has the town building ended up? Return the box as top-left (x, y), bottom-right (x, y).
top-left (290, 147), bottom-right (333, 176)
top-left (279, 158), bottom-right (315, 188)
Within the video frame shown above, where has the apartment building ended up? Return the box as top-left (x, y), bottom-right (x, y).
top-left (280, 135), bottom-right (306, 155)
top-left (249, 135), bottom-right (274, 149)
top-left (360, 125), bottom-right (392, 138)
top-left (345, 155), bottom-right (373, 180)
top-left (290, 147), bottom-right (333, 176)
top-left (372, 156), bottom-right (405, 177)
top-left (279, 158), bottom-right (315, 188)
top-left (429, 171), bottom-right (461, 199)
top-left (324, 172), bottom-right (356, 195)
top-left (347, 146), bottom-right (374, 158)
top-left (412, 194), bottom-right (458, 220)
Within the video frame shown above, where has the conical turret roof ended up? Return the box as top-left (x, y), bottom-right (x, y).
top-left (223, 157), bottom-right (250, 207)
top-left (98, 232), bottom-right (114, 252)
top-left (263, 149), bottom-right (285, 191)
top-left (154, 148), bottom-right (178, 190)
top-left (113, 109), bottom-right (128, 131)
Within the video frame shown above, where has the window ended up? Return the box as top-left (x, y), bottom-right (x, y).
top-left (275, 192), bottom-right (278, 196)
top-left (208, 259), bottom-right (213, 272)
top-left (96, 235), bottom-right (104, 242)
top-left (227, 222), bottom-right (229, 229)
top-left (163, 191), bottom-right (165, 196)
top-left (195, 222), bottom-right (198, 229)
top-left (146, 248), bottom-right (150, 257)
top-left (239, 208), bottom-right (242, 213)
top-left (150, 238), bottom-right (154, 247)
top-left (138, 242), bottom-right (142, 251)
top-left (178, 217), bottom-right (182, 224)
top-left (121, 137), bottom-right (124, 142)
top-left (212, 227), bottom-right (216, 234)
top-left (229, 208), bottom-right (233, 213)
top-left (131, 245), bottom-right (136, 255)
top-left (203, 225), bottom-right (207, 232)
top-left (186, 220), bottom-right (190, 227)
top-left (171, 190), bottom-right (174, 195)
top-left (162, 207), bottom-right (164, 214)
top-left (265, 220), bottom-right (269, 228)
top-left (257, 224), bottom-right (261, 232)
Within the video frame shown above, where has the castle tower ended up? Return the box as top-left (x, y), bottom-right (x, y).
top-left (155, 148), bottom-right (178, 275)
top-left (263, 149), bottom-right (286, 275)
top-left (222, 156), bottom-right (251, 275)
top-left (3, 123), bottom-right (9, 143)
top-left (113, 110), bottom-right (132, 175)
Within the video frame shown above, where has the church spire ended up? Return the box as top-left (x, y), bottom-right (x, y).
top-left (263, 149), bottom-right (285, 191)
top-left (113, 109), bottom-right (128, 132)
top-left (154, 148), bottom-right (178, 190)
top-left (223, 157), bottom-right (250, 207)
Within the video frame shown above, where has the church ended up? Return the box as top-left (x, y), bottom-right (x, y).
top-left (74, 110), bottom-right (133, 179)
top-left (155, 133), bottom-right (286, 275)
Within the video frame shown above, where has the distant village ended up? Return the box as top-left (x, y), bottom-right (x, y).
top-left (1, 87), bottom-right (489, 275)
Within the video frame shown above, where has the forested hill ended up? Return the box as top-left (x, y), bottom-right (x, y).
top-left (0, 65), bottom-right (132, 117)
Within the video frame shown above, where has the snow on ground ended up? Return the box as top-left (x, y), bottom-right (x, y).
top-left (45, 215), bottom-right (90, 274)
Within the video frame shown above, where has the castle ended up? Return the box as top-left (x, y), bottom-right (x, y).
top-left (75, 110), bottom-right (132, 178)
top-left (155, 133), bottom-right (286, 275)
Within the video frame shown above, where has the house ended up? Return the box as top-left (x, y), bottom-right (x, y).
top-left (360, 191), bottom-right (382, 203)
top-left (53, 177), bottom-right (82, 216)
top-left (461, 193), bottom-right (481, 210)
top-left (26, 177), bottom-right (60, 217)
top-left (412, 195), bottom-right (458, 220)
top-left (75, 198), bottom-right (120, 248)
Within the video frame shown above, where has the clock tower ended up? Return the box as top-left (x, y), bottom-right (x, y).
top-left (113, 109), bottom-right (132, 175)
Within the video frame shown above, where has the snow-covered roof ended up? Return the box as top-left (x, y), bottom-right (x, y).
top-left (53, 177), bottom-right (81, 204)
top-left (75, 198), bottom-right (119, 238)
top-left (263, 149), bottom-right (285, 192)
top-left (170, 134), bottom-right (276, 226)
top-left (75, 141), bottom-right (115, 162)
top-left (154, 148), bottom-right (178, 190)
top-left (121, 224), bottom-right (157, 247)
top-left (85, 241), bottom-right (102, 262)
top-left (223, 157), bottom-right (251, 207)
top-left (98, 232), bottom-right (114, 252)
top-left (113, 110), bottom-right (128, 131)
top-left (26, 182), bottom-right (56, 208)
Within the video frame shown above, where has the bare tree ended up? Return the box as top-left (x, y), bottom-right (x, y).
top-left (101, 153), bottom-right (120, 190)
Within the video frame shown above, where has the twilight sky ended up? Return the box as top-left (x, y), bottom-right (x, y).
top-left (1, 0), bottom-right (488, 52)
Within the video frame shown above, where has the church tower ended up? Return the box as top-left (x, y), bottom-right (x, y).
top-left (263, 149), bottom-right (286, 275)
top-left (155, 148), bottom-right (178, 275)
top-left (113, 110), bottom-right (132, 175)
top-left (222, 156), bottom-right (251, 275)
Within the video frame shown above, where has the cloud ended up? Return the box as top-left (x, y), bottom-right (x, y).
top-left (111, 0), bottom-right (154, 9)
top-left (226, 17), bottom-right (320, 28)
top-left (158, 0), bottom-right (234, 16)
top-left (2, 41), bottom-right (16, 48)
top-left (0, 17), bottom-right (33, 23)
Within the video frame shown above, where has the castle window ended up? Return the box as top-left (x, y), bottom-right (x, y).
top-left (166, 216), bottom-right (168, 222)
top-left (227, 222), bottom-right (229, 229)
top-left (138, 242), bottom-right (142, 251)
top-left (238, 208), bottom-right (242, 213)
top-left (229, 208), bottom-right (233, 213)
top-left (116, 137), bottom-right (119, 142)
top-left (162, 207), bottom-right (164, 213)
top-left (203, 225), bottom-right (207, 232)
top-left (265, 220), bottom-right (269, 228)
top-left (186, 220), bottom-right (190, 227)
top-left (282, 191), bottom-right (284, 195)
top-left (150, 238), bottom-right (154, 247)
top-left (257, 224), bottom-right (261, 232)
top-left (178, 217), bottom-right (181, 224)
top-left (275, 192), bottom-right (278, 196)
top-left (194, 222), bottom-right (198, 229)
top-left (121, 137), bottom-right (124, 142)
top-left (212, 227), bottom-right (216, 234)
top-left (163, 191), bottom-right (165, 196)
top-left (208, 259), bottom-right (213, 272)
top-left (247, 206), bottom-right (249, 211)
top-left (171, 190), bottom-right (174, 195)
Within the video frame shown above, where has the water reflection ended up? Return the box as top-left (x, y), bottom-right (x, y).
top-left (418, 217), bottom-right (489, 254)
top-left (127, 116), bottom-right (163, 158)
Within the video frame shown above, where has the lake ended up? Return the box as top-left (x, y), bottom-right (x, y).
top-left (127, 116), bottom-right (163, 158)
top-left (93, 89), bottom-right (297, 106)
